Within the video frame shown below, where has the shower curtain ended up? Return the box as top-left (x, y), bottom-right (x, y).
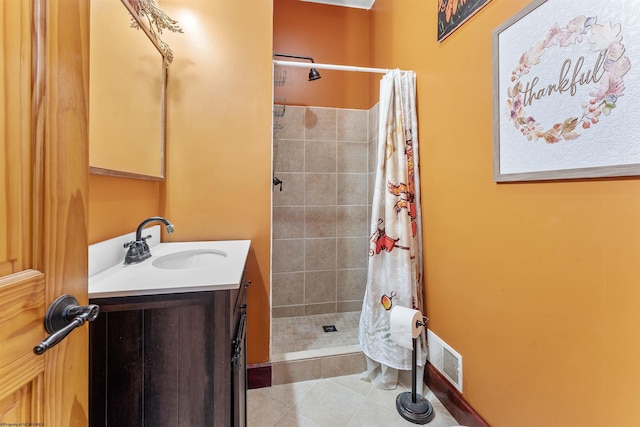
top-left (358, 69), bottom-right (426, 391)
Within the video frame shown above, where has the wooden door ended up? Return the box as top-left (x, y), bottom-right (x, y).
top-left (0, 0), bottom-right (89, 425)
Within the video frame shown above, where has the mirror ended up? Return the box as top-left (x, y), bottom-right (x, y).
top-left (89, 0), bottom-right (170, 180)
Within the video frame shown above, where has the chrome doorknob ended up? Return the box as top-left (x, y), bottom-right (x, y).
top-left (33, 294), bottom-right (100, 355)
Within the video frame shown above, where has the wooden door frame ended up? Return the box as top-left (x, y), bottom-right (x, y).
top-left (36, 0), bottom-right (90, 424)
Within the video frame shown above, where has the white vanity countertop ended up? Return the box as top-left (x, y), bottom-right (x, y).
top-left (89, 240), bottom-right (251, 299)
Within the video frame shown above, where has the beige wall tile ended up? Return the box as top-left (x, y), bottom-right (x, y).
top-left (272, 105), bottom-right (379, 318)
top-left (337, 301), bottom-right (362, 312)
top-left (272, 305), bottom-right (305, 318)
top-left (272, 272), bottom-right (305, 306)
top-left (273, 172), bottom-right (304, 206)
top-left (305, 140), bottom-right (336, 173)
top-left (320, 353), bottom-right (366, 378)
top-left (274, 139), bottom-right (304, 172)
top-left (337, 109), bottom-right (367, 142)
top-left (338, 141), bottom-right (368, 173)
top-left (273, 206), bottom-right (304, 239)
top-left (272, 358), bottom-right (322, 385)
top-left (368, 137), bottom-right (378, 173)
top-left (367, 172), bottom-right (376, 207)
top-left (304, 107), bottom-right (337, 141)
top-left (304, 173), bottom-right (336, 205)
top-left (368, 103), bottom-right (378, 140)
top-left (276, 105), bottom-right (305, 140)
top-left (337, 205), bottom-right (368, 237)
top-left (337, 268), bottom-right (367, 301)
top-left (337, 173), bottom-right (368, 206)
top-left (272, 239), bottom-right (304, 273)
top-left (305, 238), bottom-right (337, 270)
top-left (304, 302), bottom-right (336, 315)
top-left (304, 206), bottom-right (336, 238)
top-left (305, 270), bottom-right (337, 304)
top-left (337, 237), bottom-right (368, 269)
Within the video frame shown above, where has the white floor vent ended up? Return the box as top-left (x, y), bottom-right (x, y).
top-left (426, 329), bottom-right (463, 392)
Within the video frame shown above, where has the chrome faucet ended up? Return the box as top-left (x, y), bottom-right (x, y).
top-left (123, 216), bottom-right (175, 264)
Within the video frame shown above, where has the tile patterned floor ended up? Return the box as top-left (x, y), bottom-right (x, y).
top-left (248, 373), bottom-right (460, 427)
top-left (266, 312), bottom-right (459, 426)
top-left (272, 312), bottom-right (361, 355)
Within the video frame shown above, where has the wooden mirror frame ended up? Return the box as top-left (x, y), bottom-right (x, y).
top-left (89, 0), bottom-right (171, 181)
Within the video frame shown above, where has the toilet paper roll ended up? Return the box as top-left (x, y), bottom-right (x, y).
top-left (390, 306), bottom-right (423, 350)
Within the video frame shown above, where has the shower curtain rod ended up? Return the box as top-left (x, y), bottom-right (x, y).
top-left (273, 59), bottom-right (403, 74)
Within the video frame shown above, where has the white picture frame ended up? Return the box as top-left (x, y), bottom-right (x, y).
top-left (493, 0), bottom-right (640, 181)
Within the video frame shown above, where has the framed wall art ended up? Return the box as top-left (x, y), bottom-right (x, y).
top-left (492, 0), bottom-right (640, 182)
top-left (438, 0), bottom-right (491, 42)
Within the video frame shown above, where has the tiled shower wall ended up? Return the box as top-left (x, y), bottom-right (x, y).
top-left (272, 104), bottom-right (378, 318)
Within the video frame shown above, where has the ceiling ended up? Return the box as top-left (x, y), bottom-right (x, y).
top-left (300, 0), bottom-right (375, 10)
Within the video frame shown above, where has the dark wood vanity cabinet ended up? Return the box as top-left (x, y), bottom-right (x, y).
top-left (89, 281), bottom-right (249, 426)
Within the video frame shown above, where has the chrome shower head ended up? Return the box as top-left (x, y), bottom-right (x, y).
top-left (308, 68), bottom-right (321, 81)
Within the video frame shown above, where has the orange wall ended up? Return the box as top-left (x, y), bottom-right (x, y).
top-left (273, 0), bottom-right (371, 109)
top-left (371, 1), bottom-right (640, 426)
top-left (160, 0), bottom-right (273, 364)
top-left (88, 175), bottom-right (161, 244)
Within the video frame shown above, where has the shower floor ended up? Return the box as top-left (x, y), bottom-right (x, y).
top-left (272, 311), bottom-right (361, 356)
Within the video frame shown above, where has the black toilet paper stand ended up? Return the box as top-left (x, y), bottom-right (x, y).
top-left (396, 317), bottom-right (434, 424)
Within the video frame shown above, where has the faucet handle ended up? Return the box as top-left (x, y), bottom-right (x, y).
top-left (123, 235), bottom-right (152, 248)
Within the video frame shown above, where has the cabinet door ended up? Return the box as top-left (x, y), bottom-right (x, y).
top-left (90, 292), bottom-right (229, 426)
top-left (232, 312), bottom-right (247, 427)
top-left (231, 281), bottom-right (249, 427)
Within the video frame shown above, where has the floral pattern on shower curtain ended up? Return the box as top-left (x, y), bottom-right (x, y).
top-left (358, 69), bottom-right (426, 389)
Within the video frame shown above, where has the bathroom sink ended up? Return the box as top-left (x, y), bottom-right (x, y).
top-left (88, 240), bottom-right (251, 298)
top-left (152, 249), bottom-right (227, 270)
